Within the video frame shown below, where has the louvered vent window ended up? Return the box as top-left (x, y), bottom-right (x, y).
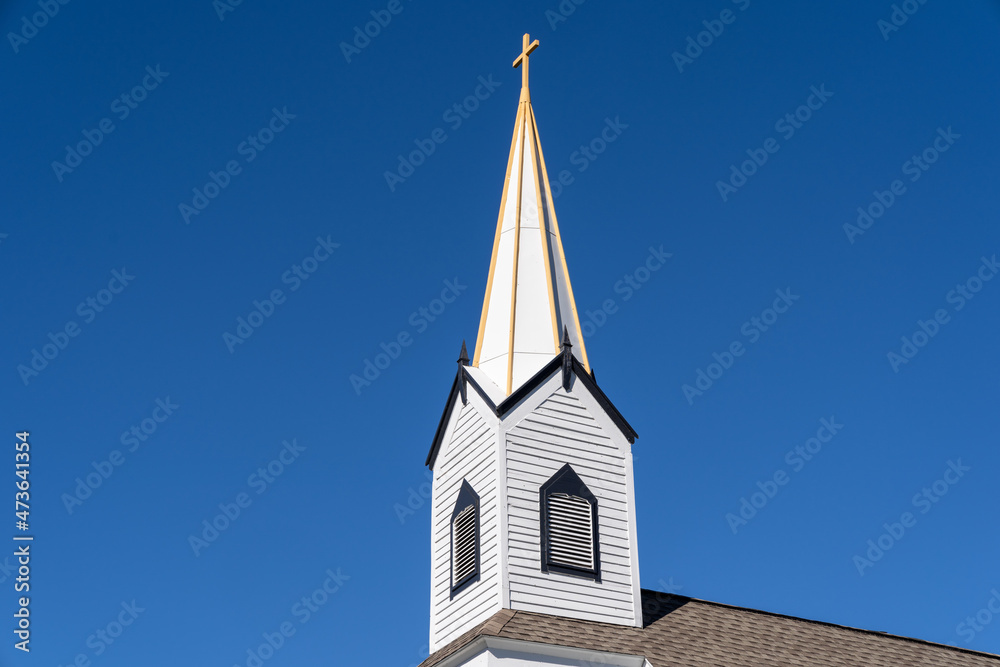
top-left (546, 492), bottom-right (594, 570)
top-left (540, 464), bottom-right (600, 580)
top-left (452, 504), bottom-right (476, 583)
top-left (450, 481), bottom-right (480, 595)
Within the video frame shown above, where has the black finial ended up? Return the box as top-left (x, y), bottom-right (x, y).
top-left (561, 326), bottom-right (573, 391)
top-left (590, 367), bottom-right (596, 382)
top-left (458, 341), bottom-right (469, 405)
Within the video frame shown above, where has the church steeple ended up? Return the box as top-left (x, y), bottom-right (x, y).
top-left (425, 35), bottom-right (640, 655)
top-left (472, 33), bottom-right (590, 396)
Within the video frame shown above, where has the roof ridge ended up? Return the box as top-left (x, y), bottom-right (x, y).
top-left (639, 589), bottom-right (1000, 661)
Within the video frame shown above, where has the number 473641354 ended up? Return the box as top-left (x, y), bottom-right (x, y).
top-left (15, 432), bottom-right (29, 528)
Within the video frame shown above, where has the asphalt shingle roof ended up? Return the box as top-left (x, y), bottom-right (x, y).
top-left (419, 589), bottom-right (1000, 666)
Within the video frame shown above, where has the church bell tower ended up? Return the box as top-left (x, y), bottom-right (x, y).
top-left (425, 34), bottom-right (641, 653)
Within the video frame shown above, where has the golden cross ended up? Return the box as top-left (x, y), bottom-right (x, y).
top-left (512, 33), bottom-right (540, 89)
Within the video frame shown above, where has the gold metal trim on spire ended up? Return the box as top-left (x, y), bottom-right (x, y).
top-left (528, 103), bottom-right (590, 372)
top-left (472, 98), bottom-right (524, 369)
top-left (506, 98), bottom-right (527, 395)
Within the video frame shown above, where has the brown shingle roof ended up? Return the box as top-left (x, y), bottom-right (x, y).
top-left (419, 590), bottom-right (1000, 666)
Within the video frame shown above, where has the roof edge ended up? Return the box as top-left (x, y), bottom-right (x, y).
top-left (425, 370), bottom-right (462, 468)
top-left (641, 590), bottom-right (1000, 661)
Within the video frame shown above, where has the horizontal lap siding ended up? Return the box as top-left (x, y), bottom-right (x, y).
top-left (505, 390), bottom-right (636, 626)
top-left (430, 404), bottom-right (500, 650)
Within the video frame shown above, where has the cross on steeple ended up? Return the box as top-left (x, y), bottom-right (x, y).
top-left (512, 32), bottom-right (540, 90)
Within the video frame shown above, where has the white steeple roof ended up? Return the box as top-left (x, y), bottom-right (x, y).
top-left (472, 34), bottom-right (590, 395)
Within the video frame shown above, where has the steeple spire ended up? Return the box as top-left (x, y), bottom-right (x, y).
top-left (472, 34), bottom-right (590, 395)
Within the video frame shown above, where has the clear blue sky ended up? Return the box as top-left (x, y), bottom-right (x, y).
top-left (2, 0), bottom-right (999, 664)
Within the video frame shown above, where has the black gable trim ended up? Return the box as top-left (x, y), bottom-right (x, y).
top-left (571, 357), bottom-right (637, 444)
top-left (426, 367), bottom-right (499, 470)
top-left (426, 371), bottom-right (462, 468)
top-left (496, 355), bottom-right (564, 418)
top-left (426, 354), bottom-right (638, 469)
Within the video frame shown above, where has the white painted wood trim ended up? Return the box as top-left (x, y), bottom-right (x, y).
top-left (428, 636), bottom-right (647, 667)
top-left (497, 411), bottom-right (509, 609)
top-left (431, 637), bottom-right (488, 667)
top-left (624, 445), bottom-right (643, 627)
top-left (486, 637), bottom-right (646, 666)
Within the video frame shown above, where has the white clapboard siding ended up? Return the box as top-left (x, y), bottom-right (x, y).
top-left (504, 388), bottom-right (638, 627)
top-left (429, 400), bottom-right (500, 652)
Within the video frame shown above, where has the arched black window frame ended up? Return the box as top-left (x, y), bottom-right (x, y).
top-left (539, 463), bottom-right (600, 581)
top-left (450, 480), bottom-right (481, 597)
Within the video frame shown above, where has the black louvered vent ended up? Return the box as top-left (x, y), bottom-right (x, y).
top-left (546, 492), bottom-right (594, 570)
